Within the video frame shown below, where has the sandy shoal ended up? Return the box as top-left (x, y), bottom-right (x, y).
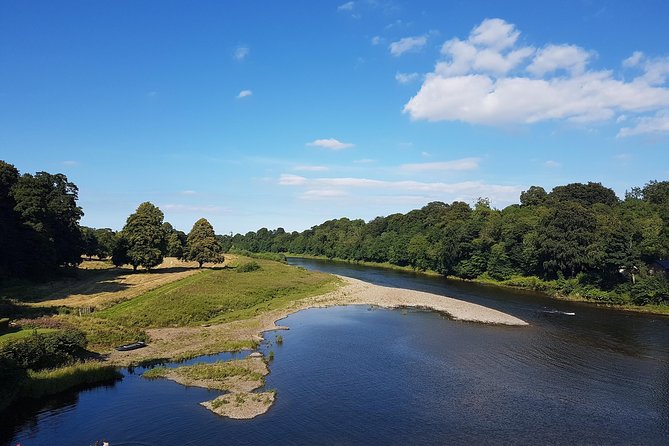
top-left (109, 275), bottom-right (527, 367)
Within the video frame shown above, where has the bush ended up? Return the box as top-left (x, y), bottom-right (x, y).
top-left (0, 329), bottom-right (88, 370)
top-left (236, 261), bottom-right (261, 273)
top-left (631, 274), bottom-right (669, 305)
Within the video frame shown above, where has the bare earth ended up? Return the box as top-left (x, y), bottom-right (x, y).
top-left (110, 275), bottom-right (527, 367)
top-left (25, 257), bottom-right (227, 309)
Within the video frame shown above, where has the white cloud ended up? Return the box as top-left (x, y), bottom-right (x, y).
top-left (371, 36), bottom-right (383, 46)
top-left (395, 72), bottom-right (420, 84)
top-left (236, 89), bottom-right (253, 99)
top-left (307, 138), bottom-right (354, 150)
top-left (389, 35), bottom-right (427, 57)
top-left (403, 18), bottom-right (669, 133)
top-left (527, 45), bottom-right (592, 76)
top-left (62, 160), bottom-right (80, 167)
top-left (353, 158), bottom-right (375, 164)
top-left (337, 1), bottom-right (354, 11)
top-left (301, 189), bottom-right (348, 200)
top-left (544, 160), bottom-right (562, 168)
top-left (294, 165), bottom-right (329, 172)
top-left (278, 174), bottom-right (307, 186)
top-left (279, 174), bottom-right (522, 205)
top-left (234, 46), bottom-right (249, 61)
top-left (618, 110), bottom-right (669, 137)
top-left (400, 157), bottom-right (480, 172)
top-left (179, 190), bottom-right (197, 195)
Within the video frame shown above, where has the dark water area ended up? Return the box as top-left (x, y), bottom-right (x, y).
top-left (3, 259), bottom-right (668, 445)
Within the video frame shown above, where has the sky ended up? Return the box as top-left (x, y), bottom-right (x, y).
top-left (1, 0), bottom-right (668, 235)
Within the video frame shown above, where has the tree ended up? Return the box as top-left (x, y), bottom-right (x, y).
top-left (120, 202), bottom-right (166, 271)
top-left (185, 218), bottom-right (224, 268)
top-left (520, 186), bottom-right (547, 206)
top-left (163, 222), bottom-right (186, 259)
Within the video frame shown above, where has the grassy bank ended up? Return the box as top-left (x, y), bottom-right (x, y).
top-left (284, 253), bottom-right (442, 276)
top-left (96, 257), bottom-right (340, 329)
top-left (0, 361), bottom-right (121, 412)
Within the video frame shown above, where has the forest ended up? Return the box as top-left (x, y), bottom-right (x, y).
top-left (1, 159), bottom-right (668, 307)
top-left (224, 181), bottom-right (669, 306)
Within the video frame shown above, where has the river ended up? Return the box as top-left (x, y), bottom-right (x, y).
top-left (3, 258), bottom-right (668, 445)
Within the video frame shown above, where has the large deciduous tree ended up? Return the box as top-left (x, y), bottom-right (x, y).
top-left (120, 202), bottom-right (166, 271)
top-left (185, 218), bottom-right (224, 268)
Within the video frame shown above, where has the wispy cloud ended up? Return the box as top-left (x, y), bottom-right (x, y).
top-left (237, 89), bottom-right (253, 99)
top-left (371, 36), bottom-right (384, 46)
top-left (278, 174), bottom-right (307, 186)
top-left (544, 160), bottom-right (562, 168)
top-left (300, 189), bottom-right (348, 200)
top-left (389, 35), bottom-right (427, 56)
top-left (400, 158), bottom-right (480, 172)
top-left (234, 45), bottom-right (249, 61)
top-left (395, 72), bottom-right (420, 84)
top-left (306, 138), bottom-right (355, 150)
top-left (337, 1), bottom-right (354, 12)
top-left (404, 18), bottom-right (669, 136)
top-left (353, 158), bottom-right (375, 164)
top-left (62, 160), bottom-right (80, 167)
top-left (179, 190), bottom-right (197, 195)
top-left (294, 165), bottom-right (329, 172)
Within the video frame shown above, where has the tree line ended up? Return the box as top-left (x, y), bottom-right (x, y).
top-left (224, 181), bottom-right (669, 306)
top-left (0, 161), bottom-right (223, 282)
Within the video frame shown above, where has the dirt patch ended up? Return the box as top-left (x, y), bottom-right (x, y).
top-left (24, 257), bottom-right (229, 310)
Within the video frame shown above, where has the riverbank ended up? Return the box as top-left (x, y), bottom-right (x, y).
top-left (286, 254), bottom-right (669, 316)
top-left (108, 275), bottom-right (527, 367)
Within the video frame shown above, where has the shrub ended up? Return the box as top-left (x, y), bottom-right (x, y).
top-left (236, 261), bottom-right (261, 273)
top-left (0, 329), bottom-right (88, 370)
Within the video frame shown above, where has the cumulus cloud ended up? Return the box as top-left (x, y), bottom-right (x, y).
top-left (389, 35), bottom-right (427, 56)
top-left (395, 72), bottom-right (420, 84)
top-left (307, 138), bottom-right (355, 150)
top-left (234, 45), bottom-right (249, 61)
top-left (236, 89), bottom-right (252, 99)
top-left (400, 158), bottom-right (480, 172)
top-left (403, 18), bottom-right (669, 135)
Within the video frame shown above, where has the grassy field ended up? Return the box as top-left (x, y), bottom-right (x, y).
top-left (96, 258), bottom-right (339, 329)
top-left (0, 328), bottom-right (57, 345)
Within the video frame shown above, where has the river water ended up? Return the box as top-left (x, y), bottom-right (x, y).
top-left (3, 258), bottom-right (668, 445)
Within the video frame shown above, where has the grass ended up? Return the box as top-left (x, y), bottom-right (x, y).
top-left (20, 362), bottom-right (121, 399)
top-left (0, 328), bottom-right (57, 345)
top-left (284, 253), bottom-right (442, 276)
top-left (96, 257), bottom-right (339, 328)
top-left (144, 360), bottom-right (263, 382)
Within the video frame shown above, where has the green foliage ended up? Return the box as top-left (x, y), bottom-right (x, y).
top-left (237, 261), bottom-right (261, 273)
top-left (0, 161), bottom-right (85, 281)
top-left (0, 329), bottom-right (88, 370)
top-left (119, 202), bottom-right (166, 271)
top-left (227, 249), bottom-right (287, 263)
top-left (185, 218), bottom-right (224, 267)
top-left (226, 179), bottom-right (669, 308)
top-left (96, 258), bottom-right (338, 327)
top-left (21, 362), bottom-right (121, 399)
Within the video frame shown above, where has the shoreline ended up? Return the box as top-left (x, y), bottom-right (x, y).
top-left (109, 275), bottom-right (527, 368)
top-left (107, 275), bottom-right (527, 419)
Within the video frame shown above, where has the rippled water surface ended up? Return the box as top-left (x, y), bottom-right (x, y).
top-left (3, 259), bottom-right (668, 445)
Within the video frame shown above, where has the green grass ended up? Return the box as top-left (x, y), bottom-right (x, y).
top-left (96, 258), bottom-right (340, 328)
top-left (20, 362), bottom-right (121, 399)
top-left (144, 360), bottom-right (262, 382)
top-left (284, 253), bottom-right (442, 276)
top-left (0, 328), bottom-right (57, 345)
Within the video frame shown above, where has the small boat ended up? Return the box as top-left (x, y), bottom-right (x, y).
top-left (115, 341), bottom-right (147, 351)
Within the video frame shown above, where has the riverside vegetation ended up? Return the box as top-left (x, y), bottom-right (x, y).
top-left (0, 158), bottom-right (666, 411)
top-left (224, 181), bottom-right (669, 310)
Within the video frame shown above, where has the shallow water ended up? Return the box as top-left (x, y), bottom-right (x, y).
top-left (3, 259), bottom-right (668, 445)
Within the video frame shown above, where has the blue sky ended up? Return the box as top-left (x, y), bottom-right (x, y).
top-left (1, 1), bottom-right (668, 234)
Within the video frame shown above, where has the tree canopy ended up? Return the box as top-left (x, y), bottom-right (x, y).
top-left (185, 218), bottom-right (224, 267)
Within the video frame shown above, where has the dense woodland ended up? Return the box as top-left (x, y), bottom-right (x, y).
top-left (225, 181), bottom-right (669, 306)
top-left (0, 161), bottom-right (222, 282)
top-left (1, 159), bottom-right (668, 306)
